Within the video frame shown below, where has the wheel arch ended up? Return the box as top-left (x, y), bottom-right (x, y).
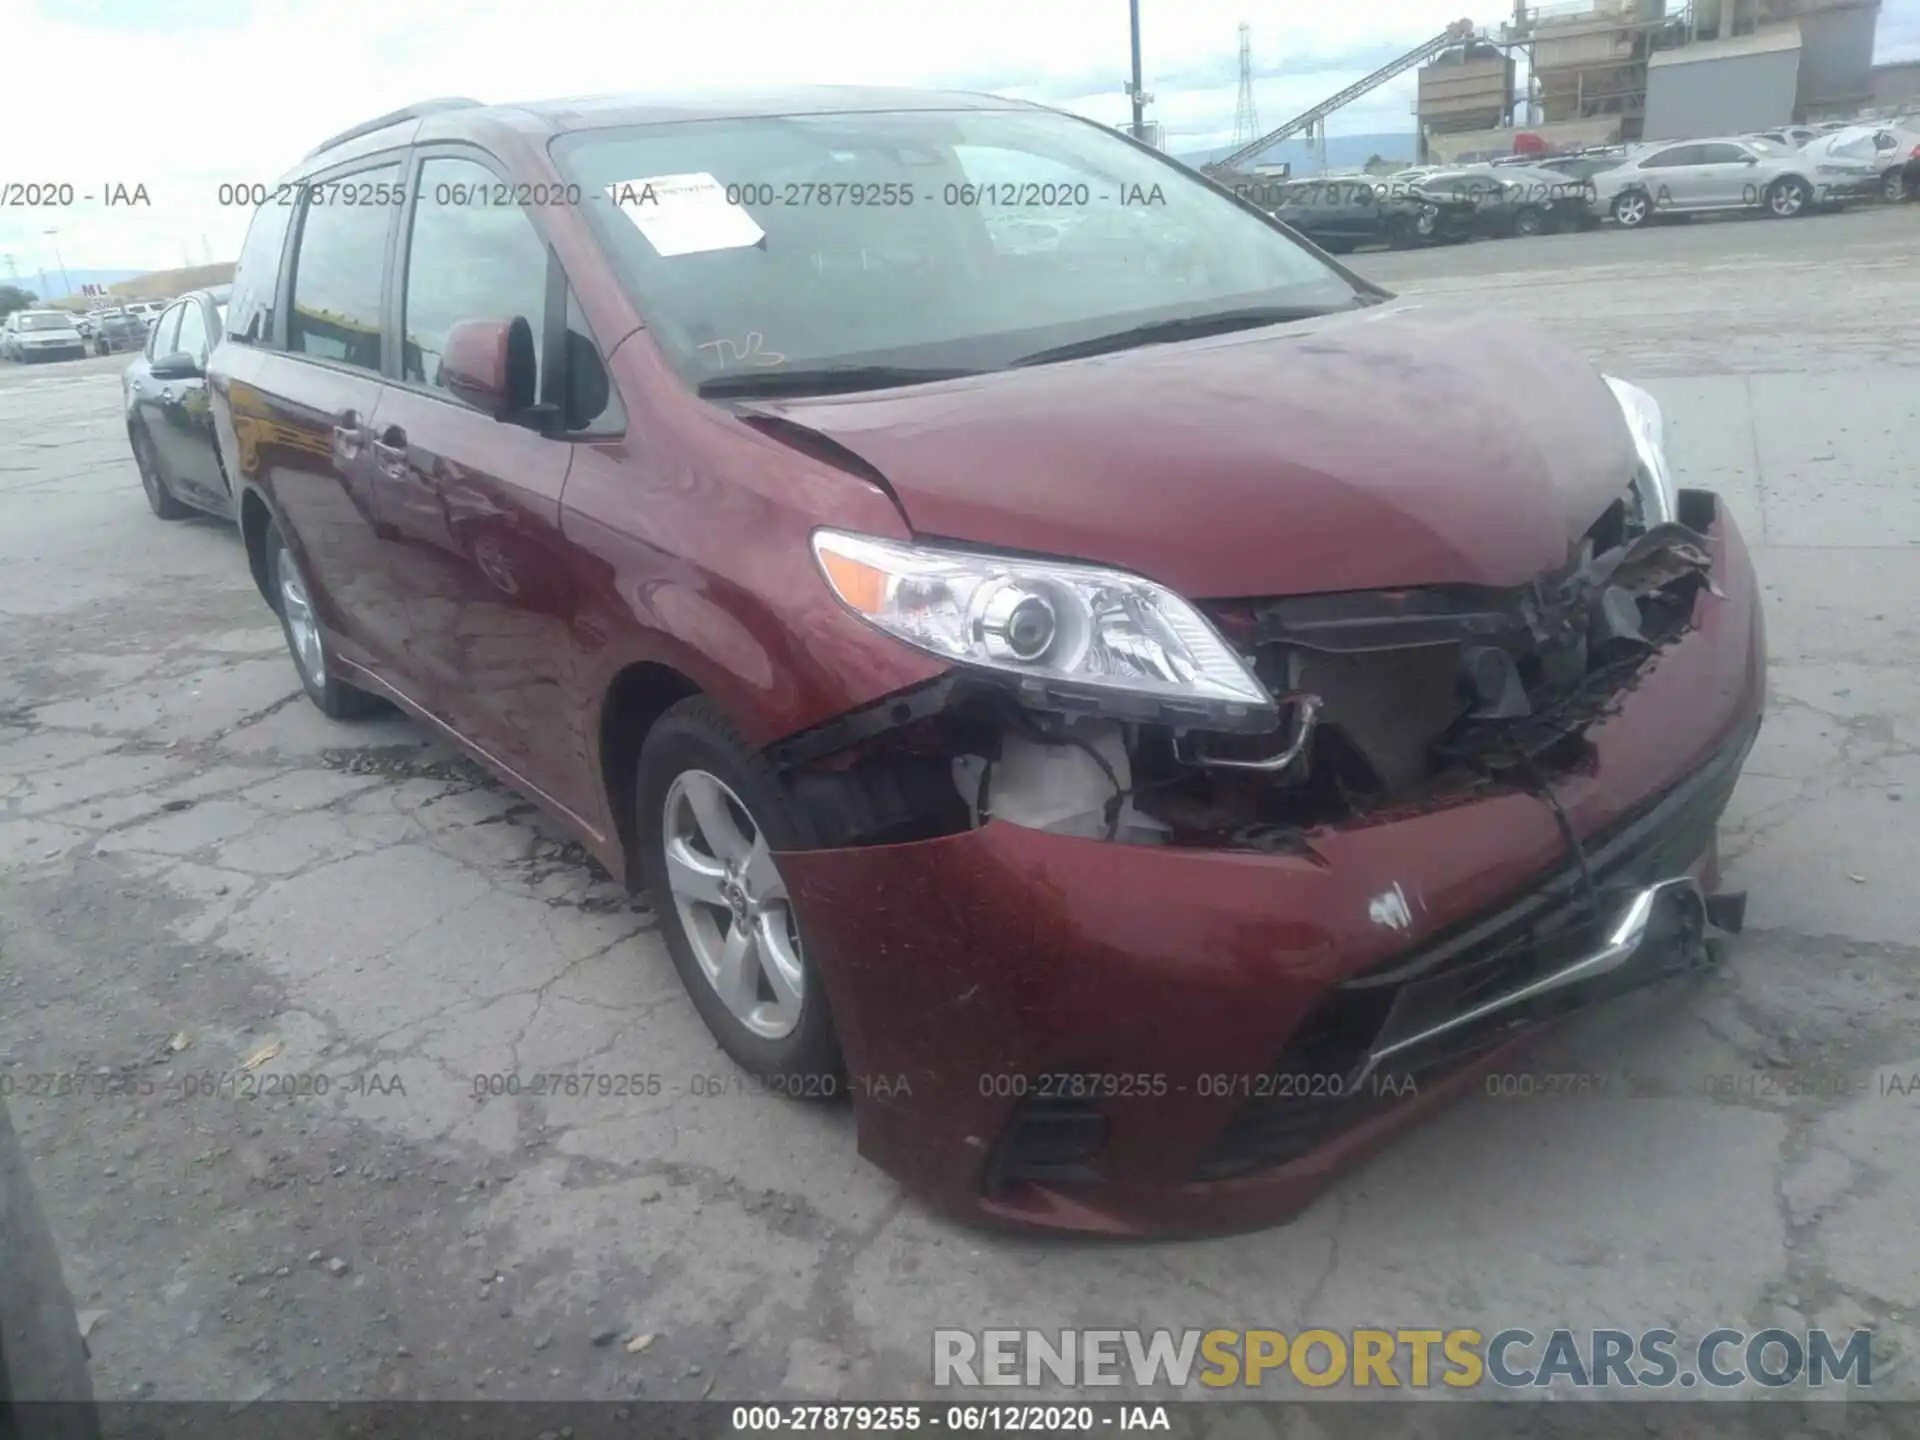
top-left (598, 661), bottom-right (705, 890)
top-left (237, 485), bottom-right (278, 612)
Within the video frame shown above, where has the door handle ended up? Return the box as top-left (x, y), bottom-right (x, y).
top-left (330, 409), bottom-right (364, 464)
top-left (370, 424), bottom-right (409, 480)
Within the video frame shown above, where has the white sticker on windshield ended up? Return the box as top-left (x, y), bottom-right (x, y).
top-left (606, 172), bottom-right (766, 257)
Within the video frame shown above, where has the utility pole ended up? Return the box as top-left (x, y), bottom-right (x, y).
top-left (43, 230), bottom-right (72, 300)
top-left (1127, 0), bottom-right (1153, 140)
top-left (1232, 22), bottom-right (1260, 149)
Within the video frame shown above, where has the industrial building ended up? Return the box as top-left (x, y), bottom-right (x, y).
top-left (1412, 0), bottom-right (1886, 158)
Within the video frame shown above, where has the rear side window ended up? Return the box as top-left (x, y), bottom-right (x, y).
top-left (227, 199), bottom-right (295, 344)
top-left (1641, 146), bottom-right (1698, 168)
top-left (287, 164), bottom-right (399, 372)
top-left (400, 156), bottom-right (550, 401)
top-left (1697, 143), bottom-right (1748, 164)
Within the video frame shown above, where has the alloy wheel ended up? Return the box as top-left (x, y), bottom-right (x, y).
top-left (276, 545), bottom-right (327, 692)
top-left (1769, 181), bottom-right (1806, 217)
top-left (661, 770), bottom-right (805, 1041)
top-left (1615, 193), bottom-right (1649, 227)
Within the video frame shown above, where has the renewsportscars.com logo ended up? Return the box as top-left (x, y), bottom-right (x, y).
top-left (933, 1327), bottom-right (1875, 1391)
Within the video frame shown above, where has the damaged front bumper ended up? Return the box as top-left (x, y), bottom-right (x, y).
top-left (773, 493), bottom-right (1766, 1236)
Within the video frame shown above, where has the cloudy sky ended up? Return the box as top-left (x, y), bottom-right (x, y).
top-left (3, 0), bottom-right (1917, 284)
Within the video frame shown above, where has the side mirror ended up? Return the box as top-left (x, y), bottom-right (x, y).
top-left (150, 351), bottom-right (203, 380)
top-left (1742, 155), bottom-right (1759, 164)
top-left (441, 316), bottom-right (538, 420)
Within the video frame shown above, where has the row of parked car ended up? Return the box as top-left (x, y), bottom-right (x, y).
top-left (1262, 117), bottom-right (1919, 253)
top-left (0, 300), bottom-right (168, 363)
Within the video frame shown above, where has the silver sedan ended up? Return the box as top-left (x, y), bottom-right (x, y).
top-left (1590, 135), bottom-right (1829, 228)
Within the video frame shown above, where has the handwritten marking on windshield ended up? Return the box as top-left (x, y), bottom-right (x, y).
top-left (697, 333), bottom-right (786, 369)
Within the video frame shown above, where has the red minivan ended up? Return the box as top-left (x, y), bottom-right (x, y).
top-left (208, 89), bottom-right (1764, 1236)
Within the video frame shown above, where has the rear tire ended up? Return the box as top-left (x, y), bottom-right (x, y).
top-left (130, 426), bottom-right (189, 521)
top-left (637, 696), bottom-right (844, 1091)
top-left (1612, 190), bottom-right (1652, 228)
top-left (265, 523), bottom-right (384, 720)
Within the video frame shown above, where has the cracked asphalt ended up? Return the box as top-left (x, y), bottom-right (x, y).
top-left (2, 205), bottom-right (1918, 1420)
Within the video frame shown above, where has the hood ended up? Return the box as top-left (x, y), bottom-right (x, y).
top-left (751, 305), bottom-right (1637, 598)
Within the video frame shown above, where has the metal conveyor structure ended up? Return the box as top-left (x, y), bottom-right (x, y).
top-left (1202, 18), bottom-right (1479, 175)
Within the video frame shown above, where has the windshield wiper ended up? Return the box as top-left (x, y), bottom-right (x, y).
top-left (1007, 304), bottom-right (1357, 368)
top-left (697, 365), bottom-right (984, 399)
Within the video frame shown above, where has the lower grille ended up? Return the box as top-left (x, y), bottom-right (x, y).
top-left (1195, 717), bottom-right (1757, 1181)
top-left (982, 1090), bottom-right (1110, 1195)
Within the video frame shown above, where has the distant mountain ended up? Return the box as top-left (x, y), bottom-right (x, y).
top-left (1174, 131), bottom-right (1418, 174)
top-left (4, 268), bottom-right (145, 301)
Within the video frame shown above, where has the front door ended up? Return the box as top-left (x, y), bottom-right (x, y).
top-left (1692, 142), bottom-right (1759, 208)
top-left (149, 296), bottom-right (228, 512)
top-left (370, 150), bottom-right (588, 815)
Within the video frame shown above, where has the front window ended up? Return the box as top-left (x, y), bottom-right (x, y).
top-left (551, 106), bottom-right (1363, 391)
top-left (400, 156), bottom-right (551, 400)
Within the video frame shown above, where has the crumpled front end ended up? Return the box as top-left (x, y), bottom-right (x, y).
top-left (773, 491), bottom-right (1765, 1236)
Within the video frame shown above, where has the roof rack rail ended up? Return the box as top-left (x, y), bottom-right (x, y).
top-left (306, 98), bottom-right (486, 158)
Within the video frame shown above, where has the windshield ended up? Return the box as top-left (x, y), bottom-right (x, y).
top-left (550, 107), bottom-right (1361, 387)
top-left (18, 312), bottom-right (75, 331)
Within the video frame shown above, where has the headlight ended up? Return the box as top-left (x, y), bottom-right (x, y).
top-left (812, 529), bottom-right (1275, 730)
top-left (1602, 375), bottom-right (1677, 525)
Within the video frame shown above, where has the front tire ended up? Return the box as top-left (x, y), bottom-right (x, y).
top-left (266, 523), bottom-right (383, 719)
top-left (1766, 175), bottom-right (1811, 217)
top-left (1612, 191), bottom-right (1652, 228)
top-left (1512, 205), bottom-right (1544, 237)
top-left (638, 696), bottom-right (843, 1090)
top-left (1884, 169), bottom-right (1910, 203)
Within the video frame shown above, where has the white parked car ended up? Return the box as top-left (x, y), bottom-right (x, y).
top-left (0, 309), bottom-right (88, 363)
top-left (1589, 135), bottom-right (1829, 227)
top-left (1749, 126), bottom-right (1821, 149)
top-left (1802, 123), bottom-right (1920, 203)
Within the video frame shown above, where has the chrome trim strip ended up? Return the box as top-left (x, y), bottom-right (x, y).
top-left (1350, 876), bottom-right (1705, 1088)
